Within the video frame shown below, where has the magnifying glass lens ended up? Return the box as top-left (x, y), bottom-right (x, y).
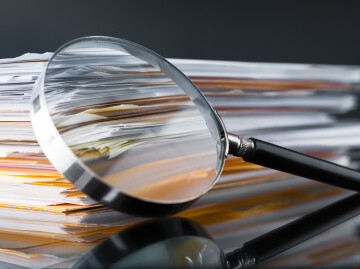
top-left (39, 38), bottom-right (226, 204)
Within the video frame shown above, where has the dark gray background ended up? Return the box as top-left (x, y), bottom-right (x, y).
top-left (1, 0), bottom-right (359, 65)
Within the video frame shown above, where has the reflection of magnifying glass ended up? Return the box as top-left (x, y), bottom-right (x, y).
top-left (30, 36), bottom-right (360, 216)
top-left (71, 193), bottom-right (360, 269)
top-left (71, 217), bottom-right (226, 269)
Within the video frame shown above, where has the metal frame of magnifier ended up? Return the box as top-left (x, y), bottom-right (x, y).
top-left (31, 36), bottom-right (360, 217)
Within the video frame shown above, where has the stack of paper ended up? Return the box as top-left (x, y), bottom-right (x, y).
top-left (0, 53), bottom-right (359, 267)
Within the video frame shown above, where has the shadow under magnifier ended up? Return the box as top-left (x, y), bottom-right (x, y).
top-left (71, 193), bottom-right (360, 269)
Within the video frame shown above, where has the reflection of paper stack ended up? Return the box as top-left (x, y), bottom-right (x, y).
top-left (0, 180), bottom-right (352, 268)
top-left (0, 53), bottom-right (360, 268)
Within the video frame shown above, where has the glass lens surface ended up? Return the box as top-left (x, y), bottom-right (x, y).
top-left (41, 37), bottom-right (225, 203)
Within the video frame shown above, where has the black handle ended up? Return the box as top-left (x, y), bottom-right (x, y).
top-left (227, 193), bottom-right (360, 268)
top-left (243, 138), bottom-right (360, 192)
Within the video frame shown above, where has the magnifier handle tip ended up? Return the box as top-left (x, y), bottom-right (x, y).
top-left (227, 134), bottom-right (254, 159)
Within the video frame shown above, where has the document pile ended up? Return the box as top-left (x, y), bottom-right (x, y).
top-left (0, 52), bottom-right (359, 267)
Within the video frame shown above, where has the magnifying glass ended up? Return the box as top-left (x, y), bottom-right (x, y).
top-left (71, 193), bottom-right (360, 269)
top-left (30, 36), bottom-right (360, 217)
